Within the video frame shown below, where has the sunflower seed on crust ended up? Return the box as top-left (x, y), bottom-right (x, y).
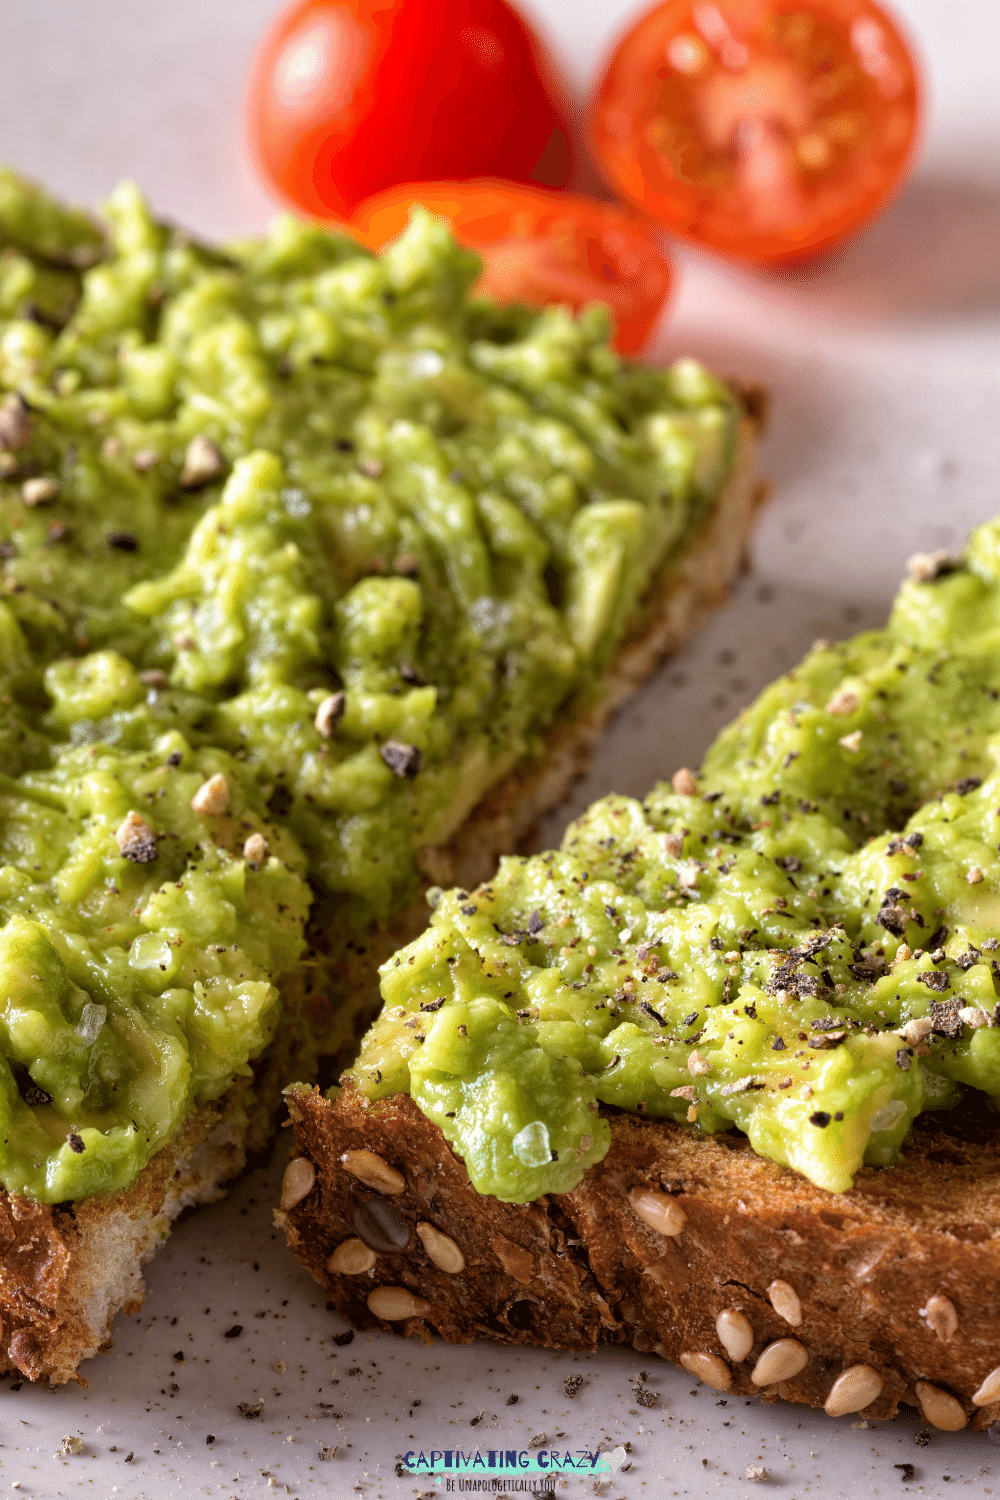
top-left (767, 1280), bottom-right (802, 1326)
top-left (367, 1286), bottom-right (430, 1321)
top-left (416, 1222), bottom-right (465, 1274)
top-left (679, 1351), bottom-right (731, 1390)
top-left (914, 1381), bottom-right (967, 1431)
top-left (628, 1187), bottom-right (686, 1237)
top-left (327, 1238), bottom-right (376, 1275)
top-left (280, 1156), bottom-right (315, 1210)
top-left (972, 1366), bottom-right (1000, 1407)
top-left (339, 1149), bottom-right (405, 1195)
top-left (716, 1308), bottom-right (754, 1362)
top-left (824, 1365), bottom-right (884, 1417)
top-left (751, 1338), bottom-right (808, 1386)
top-left (921, 1293), bottom-right (958, 1343)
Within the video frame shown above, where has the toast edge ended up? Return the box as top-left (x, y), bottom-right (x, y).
top-left (282, 1082), bottom-right (1000, 1432)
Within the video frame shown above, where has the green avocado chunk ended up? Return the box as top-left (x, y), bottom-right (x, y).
top-left (0, 167), bottom-right (743, 1200)
top-left (0, 732), bottom-right (309, 1200)
top-left (352, 524), bottom-right (1000, 1200)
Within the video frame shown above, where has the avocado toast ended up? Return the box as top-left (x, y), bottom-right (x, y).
top-left (0, 168), bottom-right (758, 1381)
top-left (281, 530), bottom-right (1000, 1432)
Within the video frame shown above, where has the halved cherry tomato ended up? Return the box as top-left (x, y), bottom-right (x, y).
top-left (590, 0), bottom-right (921, 264)
top-left (246, 0), bottom-right (571, 220)
top-left (351, 180), bottom-right (673, 354)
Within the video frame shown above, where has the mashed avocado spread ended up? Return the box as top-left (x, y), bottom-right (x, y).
top-left (0, 169), bottom-right (739, 1201)
top-left (353, 530), bottom-right (1000, 1200)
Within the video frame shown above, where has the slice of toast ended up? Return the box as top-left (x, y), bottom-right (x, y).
top-left (0, 1086), bottom-right (251, 1385)
top-left (0, 412), bottom-right (760, 1384)
top-left (279, 510), bottom-right (1000, 1437)
top-left (280, 1080), bottom-right (1000, 1433)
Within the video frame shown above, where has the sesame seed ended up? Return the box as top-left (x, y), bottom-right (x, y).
top-left (907, 550), bottom-right (957, 582)
top-left (825, 687), bottom-right (859, 716)
top-left (897, 1015), bottom-right (934, 1045)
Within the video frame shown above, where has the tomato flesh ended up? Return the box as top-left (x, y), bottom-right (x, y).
top-left (351, 180), bottom-right (673, 354)
top-left (247, 0), bottom-right (572, 219)
top-left (590, 0), bottom-right (921, 263)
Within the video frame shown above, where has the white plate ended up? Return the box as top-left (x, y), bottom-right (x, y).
top-left (0, 3), bottom-right (998, 1496)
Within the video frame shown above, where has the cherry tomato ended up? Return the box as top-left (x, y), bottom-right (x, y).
top-left (351, 180), bottom-right (673, 353)
top-left (246, 0), bottom-right (572, 220)
top-left (590, 0), bottom-right (921, 264)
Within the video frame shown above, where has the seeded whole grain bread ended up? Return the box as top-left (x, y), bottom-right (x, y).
top-left (280, 1081), bottom-right (1000, 1434)
top-left (0, 411), bottom-right (761, 1384)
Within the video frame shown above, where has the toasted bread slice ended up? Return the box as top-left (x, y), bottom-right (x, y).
top-left (281, 1081), bottom-right (1000, 1434)
top-left (0, 1089), bottom-right (249, 1385)
top-left (0, 413), bottom-right (760, 1384)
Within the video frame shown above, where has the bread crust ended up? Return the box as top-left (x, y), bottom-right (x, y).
top-left (0, 1091), bottom-right (250, 1385)
top-left (281, 1082), bottom-right (1000, 1432)
top-left (0, 409), bottom-right (760, 1385)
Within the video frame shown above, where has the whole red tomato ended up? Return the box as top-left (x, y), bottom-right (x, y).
top-left (247, 0), bottom-right (572, 219)
top-left (590, 0), bottom-right (921, 264)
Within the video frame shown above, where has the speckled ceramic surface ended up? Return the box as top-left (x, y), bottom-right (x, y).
top-left (0, 2), bottom-right (998, 1495)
